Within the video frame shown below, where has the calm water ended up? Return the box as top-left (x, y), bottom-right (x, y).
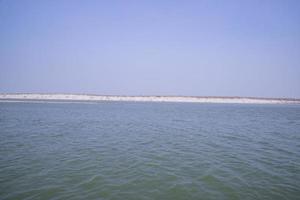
top-left (0, 102), bottom-right (300, 200)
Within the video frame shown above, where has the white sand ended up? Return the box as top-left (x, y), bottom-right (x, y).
top-left (0, 94), bottom-right (299, 104)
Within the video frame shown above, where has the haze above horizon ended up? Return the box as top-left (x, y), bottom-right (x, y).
top-left (0, 0), bottom-right (299, 98)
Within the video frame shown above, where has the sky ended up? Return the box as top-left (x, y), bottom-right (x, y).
top-left (0, 0), bottom-right (299, 98)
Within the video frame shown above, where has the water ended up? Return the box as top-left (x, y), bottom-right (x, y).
top-left (0, 101), bottom-right (300, 200)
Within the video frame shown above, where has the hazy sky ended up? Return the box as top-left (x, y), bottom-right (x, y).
top-left (0, 0), bottom-right (299, 98)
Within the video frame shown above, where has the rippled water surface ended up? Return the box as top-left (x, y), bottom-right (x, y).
top-left (0, 102), bottom-right (300, 200)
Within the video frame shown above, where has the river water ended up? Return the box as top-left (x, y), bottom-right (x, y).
top-left (0, 101), bottom-right (299, 199)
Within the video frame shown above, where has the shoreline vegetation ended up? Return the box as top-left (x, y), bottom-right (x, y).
top-left (0, 93), bottom-right (300, 104)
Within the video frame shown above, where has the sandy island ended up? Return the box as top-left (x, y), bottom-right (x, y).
top-left (0, 94), bottom-right (300, 104)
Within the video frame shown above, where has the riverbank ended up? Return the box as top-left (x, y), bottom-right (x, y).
top-left (0, 93), bottom-right (299, 104)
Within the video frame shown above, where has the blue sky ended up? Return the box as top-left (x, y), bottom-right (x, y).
top-left (0, 0), bottom-right (299, 98)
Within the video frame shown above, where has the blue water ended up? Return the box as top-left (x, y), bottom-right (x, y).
top-left (0, 101), bottom-right (300, 200)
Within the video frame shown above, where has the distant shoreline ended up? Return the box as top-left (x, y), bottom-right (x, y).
top-left (0, 93), bottom-right (300, 104)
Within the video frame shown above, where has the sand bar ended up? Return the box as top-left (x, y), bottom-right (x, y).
top-left (0, 94), bottom-right (300, 104)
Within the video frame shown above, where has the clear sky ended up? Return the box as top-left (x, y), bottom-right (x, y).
top-left (0, 0), bottom-right (299, 98)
